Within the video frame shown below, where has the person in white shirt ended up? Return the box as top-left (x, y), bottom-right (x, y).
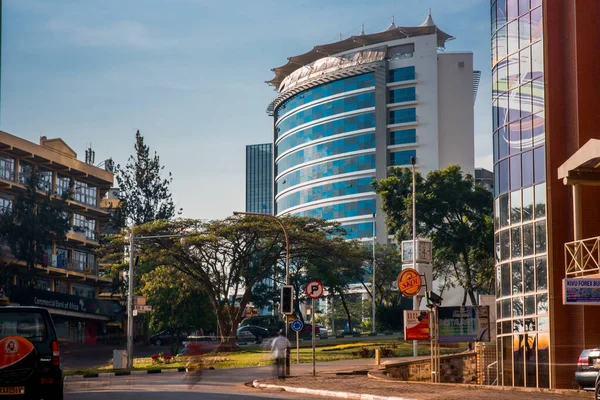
top-left (271, 330), bottom-right (291, 379)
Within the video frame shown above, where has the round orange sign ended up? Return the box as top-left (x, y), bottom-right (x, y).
top-left (398, 268), bottom-right (422, 297)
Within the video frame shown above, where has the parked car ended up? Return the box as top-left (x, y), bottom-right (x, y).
top-left (178, 336), bottom-right (219, 356)
top-left (149, 329), bottom-right (188, 346)
top-left (288, 322), bottom-right (320, 339)
top-left (595, 375), bottom-right (600, 399)
top-left (575, 347), bottom-right (600, 389)
top-left (239, 316), bottom-right (284, 336)
top-left (316, 324), bottom-right (328, 339)
top-left (0, 306), bottom-right (64, 399)
top-left (237, 325), bottom-right (270, 343)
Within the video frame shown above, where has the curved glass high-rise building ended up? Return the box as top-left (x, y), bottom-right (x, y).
top-left (491, 0), bottom-right (549, 389)
top-left (267, 14), bottom-right (477, 242)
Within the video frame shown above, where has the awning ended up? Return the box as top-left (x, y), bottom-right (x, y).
top-left (557, 139), bottom-right (600, 186)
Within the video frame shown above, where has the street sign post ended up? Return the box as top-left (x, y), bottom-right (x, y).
top-left (134, 305), bottom-right (152, 313)
top-left (305, 281), bottom-right (323, 377)
top-left (290, 319), bottom-right (304, 364)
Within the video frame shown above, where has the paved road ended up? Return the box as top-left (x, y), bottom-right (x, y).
top-left (65, 358), bottom-right (385, 399)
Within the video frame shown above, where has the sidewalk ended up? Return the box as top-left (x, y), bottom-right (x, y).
top-left (254, 372), bottom-right (594, 400)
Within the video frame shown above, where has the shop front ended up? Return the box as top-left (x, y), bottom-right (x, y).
top-left (8, 286), bottom-right (120, 344)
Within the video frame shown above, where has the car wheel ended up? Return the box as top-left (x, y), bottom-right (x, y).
top-left (595, 381), bottom-right (600, 400)
top-left (155, 339), bottom-right (163, 346)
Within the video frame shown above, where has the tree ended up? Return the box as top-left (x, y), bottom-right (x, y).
top-left (133, 216), bottom-right (347, 352)
top-left (141, 265), bottom-right (215, 354)
top-left (306, 240), bottom-right (365, 333)
top-left (0, 172), bottom-right (72, 284)
top-left (359, 244), bottom-right (404, 306)
top-left (115, 130), bottom-right (180, 228)
top-left (374, 165), bottom-right (494, 306)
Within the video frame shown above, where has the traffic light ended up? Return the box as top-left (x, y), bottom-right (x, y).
top-left (280, 285), bottom-right (294, 315)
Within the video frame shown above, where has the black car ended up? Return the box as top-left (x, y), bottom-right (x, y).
top-left (0, 306), bottom-right (63, 399)
top-left (239, 316), bottom-right (284, 336)
top-left (149, 329), bottom-right (188, 346)
top-left (237, 326), bottom-right (270, 344)
top-left (575, 347), bottom-right (600, 390)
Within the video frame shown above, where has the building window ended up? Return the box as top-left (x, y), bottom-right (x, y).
top-left (389, 149), bottom-right (416, 166)
top-left (389, 87), bottom-right (416, 104)
top-left (72, 251), bottom-right (95, 274)
top-left (18, 162), bottom-right (33, 186)
top-left (38, 168), bottom-right (53, 193)
top-left (0, 155), bottom-right (15, 182)
top-left (389, 66), bottom-right (416, 82)
top-left (54, 280), bottom-right (68, 294)
top-left (0, 197), bottom-right (12, 214)
top-left (75, 180), bottom-right (97, 207)
top-left (35, 277), bottom-right (52, 291)
top-left (56, 174), bottom-right (72, 197)
top-left (73, 213), bottom-right (97, 241)
top-left (72, 282), bottom-right (95, 298)
top-left (389, 108), bottom-right (417, 124)
top-left (388, 43), bottom-right (415, 60)
top-left (390, 129), bottom-right (417, 145)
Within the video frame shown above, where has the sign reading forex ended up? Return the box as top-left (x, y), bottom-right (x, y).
top-left (397, 268), bottom-right (422, 297)
top-left (563, 277), bottom-right (600, 305)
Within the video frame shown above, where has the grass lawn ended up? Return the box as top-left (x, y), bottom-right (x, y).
top-left (64, 340), bottom-right (466, 376)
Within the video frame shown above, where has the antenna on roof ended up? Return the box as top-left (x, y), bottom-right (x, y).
top-left (392, 15), bottom-right (395, 24)
top-left (339, 32), bottom-right (343, 41)
top-left (428, 8), bottom-right (432, 16)
top-left (360, 24), bottom-right (365, 35)
top-left (85, 144), bottom-right (95, 165)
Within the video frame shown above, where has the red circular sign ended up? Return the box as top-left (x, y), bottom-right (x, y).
top-left (305, 281), bottom-right (324, 299)
top-left (398, 268), bottom-right (422, 297)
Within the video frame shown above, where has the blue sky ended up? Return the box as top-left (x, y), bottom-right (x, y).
top-left (1, 0), bottom-right (492, 220)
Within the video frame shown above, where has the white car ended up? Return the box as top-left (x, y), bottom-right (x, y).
top-left (316, 324), bottom-right (329, 339)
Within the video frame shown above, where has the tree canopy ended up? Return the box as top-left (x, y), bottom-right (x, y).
top-left (374, 165), bottom-right (494, 305)
top-left (133, 216), bottom-right (352, 351)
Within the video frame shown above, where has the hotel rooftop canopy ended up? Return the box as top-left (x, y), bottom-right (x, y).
top-left (266, 16), bottom-right (454, 90)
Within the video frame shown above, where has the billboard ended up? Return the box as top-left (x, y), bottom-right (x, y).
top-left (438, 306), bottom-right (489, 343)
top-left (563, 277), bottom-right (600, 305)
top-left (404, 310), bottom-right (430, 340)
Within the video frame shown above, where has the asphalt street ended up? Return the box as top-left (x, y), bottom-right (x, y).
top-left (65, 359), bottom-right (382, 400)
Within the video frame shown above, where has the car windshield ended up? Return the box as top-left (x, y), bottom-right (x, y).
top-left (0, 311), bottom-right (48, 343)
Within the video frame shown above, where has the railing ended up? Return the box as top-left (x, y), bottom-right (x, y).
top-left (69, 228), bottom-right (99, 242)
top-left (45, 255), bottom-right (98, 276)
top-left (565, 236), bottom-right (600, 277)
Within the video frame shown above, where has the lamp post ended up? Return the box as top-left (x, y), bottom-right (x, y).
top-left (372, 213), bottom-right (376, 334)
top-left (232, 211), bottom-right (290, 375)
top-left (127, 230), bottom-right (184, 369)
top-left (410, 156), bottom-right (418, 358)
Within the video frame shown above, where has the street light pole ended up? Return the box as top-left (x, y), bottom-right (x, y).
top-left (372, 213), bottom-right (376, 334)
top-left (232, 211), bottom-right (290, 375)
top-left (411, 156), bottom-right (418, 358)
top-left (126, 230), bottom-right (185, 369)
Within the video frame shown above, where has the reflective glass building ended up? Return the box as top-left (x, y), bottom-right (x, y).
top-left (245, 143), bottom-right (273, 214)
top-left (268, 14), bottom-right (477, 242)
top-left (492, 0), bottom-right (600, 389)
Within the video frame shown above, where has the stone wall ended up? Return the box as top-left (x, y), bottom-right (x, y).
top-left (383, 352), bottom-right (478, 384)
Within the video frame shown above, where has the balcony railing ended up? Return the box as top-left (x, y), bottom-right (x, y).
top-left (565, 236), bottom-right (600, 278)
top-left (45, 254), bottom-right (98, 276)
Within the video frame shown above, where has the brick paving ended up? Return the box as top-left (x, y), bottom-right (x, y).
top-left (258, 373), bottom-right (594, 400)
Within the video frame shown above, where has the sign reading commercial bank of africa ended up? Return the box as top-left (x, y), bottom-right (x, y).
top-left (563, 277), bottom-right (600, 305)
top-left (438, 306), bottom-right (489, 343)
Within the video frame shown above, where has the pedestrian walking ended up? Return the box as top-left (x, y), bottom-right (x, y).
top-left (271, 330), bottom-right (291, 379)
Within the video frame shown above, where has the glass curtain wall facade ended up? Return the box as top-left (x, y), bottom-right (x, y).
top-left (274, 74), bottom-right (377, 238)
top-left (245, 144), bottom-right (273, 214)
top-left (491, 0), bottom-right (549, 388)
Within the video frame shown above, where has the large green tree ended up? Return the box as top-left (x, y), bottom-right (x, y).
top-left (360, 244), bottom-right (404, 306)
top-left (374, 165), bottom-right (494, 305)
top-left (133, 216), bottom-right (347, 351)
top-left (141, 265), bottom-right (215, 353)
top-left (0, 172), bottom-right (72, 284)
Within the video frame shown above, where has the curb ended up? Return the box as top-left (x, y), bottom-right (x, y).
top-left (252, 380), bottom-right (415, 400)
top-left (66, 368), bottom-right (187, 379)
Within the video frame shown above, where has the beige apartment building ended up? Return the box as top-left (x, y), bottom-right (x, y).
top-left (0, 130), bottom-right (120, 344)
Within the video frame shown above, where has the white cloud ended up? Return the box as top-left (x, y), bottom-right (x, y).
top-left (46, 20), bottom-right (169, 51)
top-left (475, 153), bottom-right (493, 170)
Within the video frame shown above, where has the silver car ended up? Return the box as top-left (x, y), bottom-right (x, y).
top-left (316, 324), bottom-right (329, 339)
